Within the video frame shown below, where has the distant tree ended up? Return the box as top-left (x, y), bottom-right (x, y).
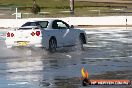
top-left (31, 0), bottom-right (41, 14)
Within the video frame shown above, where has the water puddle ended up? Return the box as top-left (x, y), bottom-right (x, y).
top-left (0, 27), bottom-right (132, 88)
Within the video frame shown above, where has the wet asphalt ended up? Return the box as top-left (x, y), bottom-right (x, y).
top-left (0, 27), bottom-right (132, 88)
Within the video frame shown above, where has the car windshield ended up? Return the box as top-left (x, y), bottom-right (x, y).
top-left (21, 21), bottom-right (49, 29)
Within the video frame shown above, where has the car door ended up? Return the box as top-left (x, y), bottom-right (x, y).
top-left (51, 20), bottom-right (65, 47)
top-left (54, 20), bottom-right (75, 46)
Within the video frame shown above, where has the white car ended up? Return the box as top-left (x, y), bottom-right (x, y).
top-left (5, 19), bottom-right (87, 52)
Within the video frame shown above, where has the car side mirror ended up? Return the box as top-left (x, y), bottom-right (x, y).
top-left (70, 25), bottom-right (74, 29)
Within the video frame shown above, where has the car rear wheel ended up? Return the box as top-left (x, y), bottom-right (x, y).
top-left (79, 34), bottom-right (86, 50)
top-left (49, 37), bottom-right (57, 52)
top-left (79, 35), bottom-right (84, 50)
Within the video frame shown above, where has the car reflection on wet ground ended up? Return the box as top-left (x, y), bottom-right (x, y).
top-left (0, 27), bottom-right (132, 88)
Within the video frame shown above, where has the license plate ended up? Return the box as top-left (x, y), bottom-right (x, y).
top-left (17, 41), bottom-right (28, 46)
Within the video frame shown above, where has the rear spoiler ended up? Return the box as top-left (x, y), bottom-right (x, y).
top-left (7, 26), bottom-right (41, 31)
top-left (17, 26), bottom-right (40, 30)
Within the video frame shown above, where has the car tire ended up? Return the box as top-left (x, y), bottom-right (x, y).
top-left (49, 37), bottom-right (57, 53)
top-left (79, 34), bottom-right (86, 50)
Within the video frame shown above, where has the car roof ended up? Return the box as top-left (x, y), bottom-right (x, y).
top-left (20, 26), bottom-right (38, 28)
top-left (28, 19), bottom-right (58, 23)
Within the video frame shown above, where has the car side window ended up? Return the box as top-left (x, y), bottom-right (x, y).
top-left (22, 22), bottom-right (36, 27)
top-left (52, 20), bottom-right (69, 29)
top-left (38, 21), bottom-right (48, 28)
top-left (21, 22), bottom-right (31, 27)
top-left (57, 22), bottom-right (67, 29)
top-left (30, 22), bottom-right (37, 26)
top-left (52, 21), bottom-right (59, 29)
